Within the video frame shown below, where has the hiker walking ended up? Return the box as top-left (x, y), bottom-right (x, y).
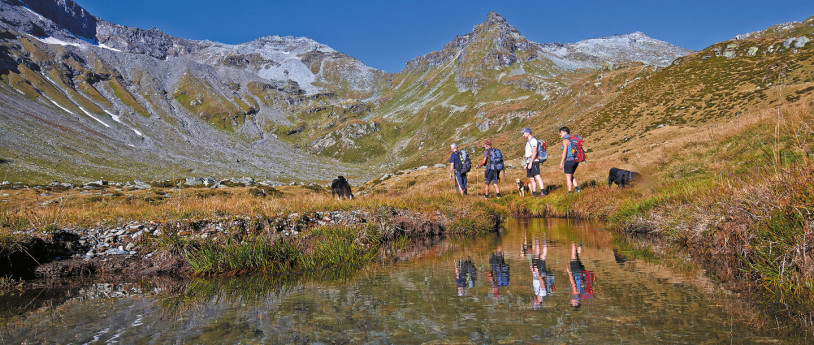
top-left (521, 128), bottom-right (547, 197)
top-left (449, 143), bottom-right (469, 196)
top-left (558, 127), bottom-right (584, 193)
top-left (475, 140), bottom-right (503, 199)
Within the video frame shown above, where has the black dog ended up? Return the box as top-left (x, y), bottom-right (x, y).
top-left (331, 176), bottom-right (354, 199)
top-left (608, 168), bottom-right (641, 187)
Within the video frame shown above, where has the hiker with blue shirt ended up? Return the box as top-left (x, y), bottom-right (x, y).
top-left (475, 140), bottom-right (503, 199)
top-left (558, 127), bottom-right (584, 193)
top-left (449, 143), bottom-right (469, 196)
top-left (521, 128), bottom-right (547, 197)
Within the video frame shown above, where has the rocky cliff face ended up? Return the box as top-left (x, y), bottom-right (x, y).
top-left (18, 0), bottom-right (96, 40)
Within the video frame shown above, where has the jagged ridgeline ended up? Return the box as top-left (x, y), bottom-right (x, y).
top-left (1, 0), bottom-right (811, 183)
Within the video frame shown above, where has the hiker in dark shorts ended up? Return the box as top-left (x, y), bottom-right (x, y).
top-left (528, 237), bottom-right (554, 310)
top-left (475, 140), bottom-right (502, 198)
top-left (521, 128), bottom-right (546, 197)
top-left (448, 143), bottom-right (467, 196)
top-left (488, 246), bottom-right (510, 297)
top-left (559, 127), bottom-right (580, 193)
top-left (566, 241), bottom-right (594, 310)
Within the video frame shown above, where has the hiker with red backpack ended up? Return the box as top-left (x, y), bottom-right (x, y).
top-left (475, 140), bottom-right (503, 199)
top-left (566, 241), bottom-right (594, 310)
top-left (558, 127), bottom-right (585, 193)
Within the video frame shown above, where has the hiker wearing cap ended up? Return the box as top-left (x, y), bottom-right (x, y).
top-left (475, 140), bottom-right (503, 199)
top-left (521, 128), bottom-right (546, 197)
top-left (449, 143), bottom-right (469, 196)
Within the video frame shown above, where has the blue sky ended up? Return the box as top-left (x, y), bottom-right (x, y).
top-left (76, 0), bottom-right (814, 72)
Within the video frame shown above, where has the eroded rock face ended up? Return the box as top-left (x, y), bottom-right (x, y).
top-left (22, 0), bottom-right (97, 39)
top-left (308, 121), bottom-right (381, 153)
top-left (95, 21), bottom-right (206, 59)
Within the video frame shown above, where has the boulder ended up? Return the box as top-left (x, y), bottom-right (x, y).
top-left (231, 177), bottom-right (255, 186)
top-left (795, 36), bottom-right (810, 48)
top-left (185, 177), bottom-right (204, 186)
top-left (126, 180), bottom-right (151, 189)
top-left (203, 177), bottom-right (217, 186)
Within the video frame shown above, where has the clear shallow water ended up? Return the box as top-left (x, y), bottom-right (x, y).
top-left (0, 218), bottom-right (788, 344)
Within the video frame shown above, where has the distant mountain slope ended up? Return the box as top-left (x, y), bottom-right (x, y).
top-left (0, 0), bottom-right (381, 182)
top-left (287, 12), bottom-right (692, 167)
top-left (0, 1), bottom-right (728, 184)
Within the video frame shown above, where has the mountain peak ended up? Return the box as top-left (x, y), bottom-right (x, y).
top-left (485, 12), bottom-right (507, 25)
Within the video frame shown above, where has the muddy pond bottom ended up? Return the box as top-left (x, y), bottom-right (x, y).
top-left (0, 218), bottom-right (785, 344)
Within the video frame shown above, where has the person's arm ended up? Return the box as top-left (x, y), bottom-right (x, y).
top-left (529, 145), bottom-right (537, 169)
top-left (449, 162), bottom-right (455, 178)
top-left (525, 141), bottom-right (535, 169)
top-left (559, 139), bottom-right (568, 170)
top-left (477, 155), bottom-right (488, 168)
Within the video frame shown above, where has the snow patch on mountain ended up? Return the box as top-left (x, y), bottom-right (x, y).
top-left (539, 32), bottom-right (693, 69)
top-left (32, 36), bottom-right (82, 48)
top-left (195, 36), bottom-right (337, 94)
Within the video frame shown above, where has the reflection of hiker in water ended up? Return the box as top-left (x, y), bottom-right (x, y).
top-left (455, 257), bottom-right (478, 296)
top-left (566, 241), bottom-right (594, 310)
top-left (529, 237), bottom-right (554, 310)
top-left (488, 246), bottom-right (510, 297)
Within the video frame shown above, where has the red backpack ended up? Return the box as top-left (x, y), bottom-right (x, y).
top-left (569, 135), bottom-right (586, 163)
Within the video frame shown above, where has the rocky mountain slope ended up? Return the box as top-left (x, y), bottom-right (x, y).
top-left (8, 0), bottom-right (802, 184)
top-left (0, 0), bottom-right (382, 183)
top-left (289, 12), bottom-right (692, 168)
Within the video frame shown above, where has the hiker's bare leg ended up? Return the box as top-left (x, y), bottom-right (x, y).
top-left (534, 175), bottom-right (544, 194)
top-left (493, 183), bottom-right (500, 195)
top-left (529, 178), bottom-right (536, 194)
top-left (542, 239), bottom-right (548, 260)
top-left (565, 173), bottom-right (574, 191)
top-left (483, 184), bottom-right (489, 196)
top-left (571, 242), bottom-right (578, 260)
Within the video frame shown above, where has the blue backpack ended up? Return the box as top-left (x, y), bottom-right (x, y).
top-left (488, 148), bottom-right (504, 171)
top-left (536, 139), bottom-right (548, 162)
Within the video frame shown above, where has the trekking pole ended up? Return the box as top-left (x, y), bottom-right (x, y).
top-left (476, 166), bottom-right (480, 197)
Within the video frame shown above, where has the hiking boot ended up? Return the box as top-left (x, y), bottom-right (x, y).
top-left (541, 190), bottom-right (548, 196)
top-left (534, 193), bottom-right (541, 198)
top-left (496, 193), bottom-right (502, 198)
top-left (575, 187), bottom-right (581, 193)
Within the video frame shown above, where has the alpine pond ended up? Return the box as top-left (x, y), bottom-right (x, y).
top-left (0, 218), bottom-right (789, 344)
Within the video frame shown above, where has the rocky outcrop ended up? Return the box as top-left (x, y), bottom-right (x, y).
top-left (20, 0), bottom-right (96, 39)
top-left (95, 20), bottom-right (206, 59)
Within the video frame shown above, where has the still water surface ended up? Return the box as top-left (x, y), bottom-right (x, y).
top-left (1, 218), bottom-right (787, 344)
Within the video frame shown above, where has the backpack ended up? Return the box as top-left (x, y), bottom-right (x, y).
top-left (488, 148), bottom-right (504, 171)
top-left (568, 135), bottom-right (586, 163)
top-left (536, 139), bottom-right (548, 162)
top-left (456, 150), bottom-right (471, 173)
